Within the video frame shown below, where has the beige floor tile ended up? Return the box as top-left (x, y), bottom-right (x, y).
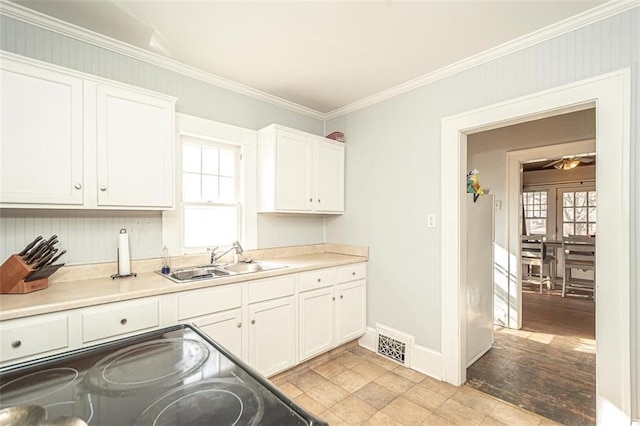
top-left (330, 395), bottom-right (378, 424)
top-left (319, 410), bottom-right (351, 426)
top-left (382, 396), bottom-right (431, 425)
top-left (479, 415), bottom-right (508, 425)
top-left (330, 369), bottom-right (372, 393)
top-left (350, 360), bottom-right (390, 381)
top-left (349, 345), bottom-right (378, 359)
top-left (287, 369), bottom-right (329, 392)
top-left (375, 372), bottom-right (416, 394)
top-left (451, 386), bottom-right (499, 415)
top-left (434, 399), bottom-right (486, 425)
top-left (403, 383), bottom-right (448, 412)
top-left (421, 413), bottom-right (456, 425)
top-left (363, 411), bottom-right (405, 426)
top-left (487, 401), bottom-right (542, 426)
top-left (418, 376), bottom-right (460, 398)
top-left (276, 381), bottom-right (303, 399)
top-left (311, 359), bottom-right (347, 379)
top-left (394, 365), bottom-right (427, 383)
top-left (354, 382), bottom-right (399, 409)
top-left (306, 380), bottom-right (350, 408)
top-left (369, 354), bottom-right (402, 370)
top-left (538, 417), bottom-right (563, 426)
top-left (334, 351), bottom-right (367, 368)
top-left (294, 393), bottom-right (327, 417)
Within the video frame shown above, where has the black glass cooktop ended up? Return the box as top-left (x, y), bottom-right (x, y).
top-left (0, 324), bottom-right (327, 426)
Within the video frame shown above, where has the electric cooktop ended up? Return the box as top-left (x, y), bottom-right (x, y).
top-left (0, 324), bottom-right (327, 425)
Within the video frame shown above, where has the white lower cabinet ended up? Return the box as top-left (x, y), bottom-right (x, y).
top-left (191, 309), bottom-right (243, 358)
top-left (336, 280), bottom-right (367, 344)
top-left (299, 286), bottom-right (335, 362)
top-left (82, 298), bottom-right (160, 344)
top-left (0, 314), bottom-right (70, 365)
top-left (248, 296), bottom-right (296, 377)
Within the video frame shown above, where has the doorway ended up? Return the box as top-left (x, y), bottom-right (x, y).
top-left (440, 70), bottom-right (631, 424)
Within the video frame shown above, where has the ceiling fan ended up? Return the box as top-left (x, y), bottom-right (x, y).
top-left (543, 156), bottom-right (594, 170)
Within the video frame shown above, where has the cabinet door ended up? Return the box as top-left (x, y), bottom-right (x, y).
top-left (248, 296), bottom-right (296, 376)
top-left (298, 287), bottom-right (335, 362)
top-left (96, 85), bottom-right (174, 207)
top-left (275, 131), bottom-right (313, 211)
top-left (192, 309), bottom-right (243, 358)
top-left (315, 140), bottom-right (345, 212)
top-left (0, 62), bottom-right (83, 205)
top-left (336, 280), bottom-right (366, 345)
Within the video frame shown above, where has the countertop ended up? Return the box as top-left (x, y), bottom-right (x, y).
top-left (0, 252), bottom-right (367, 322)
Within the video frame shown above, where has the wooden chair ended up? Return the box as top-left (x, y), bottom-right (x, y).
top-left (562, 235), bottom-right (596, 298)
top-left (521, 235), bottom-right (555, 292)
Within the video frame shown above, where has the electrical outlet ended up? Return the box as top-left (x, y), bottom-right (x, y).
top-left (427, 214), bottom-right (436, 228)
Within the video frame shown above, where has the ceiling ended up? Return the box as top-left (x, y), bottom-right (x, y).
top-left (13, 0), bottom-right (608, 114)
top-left (523, 155), bottom-right (596, 172)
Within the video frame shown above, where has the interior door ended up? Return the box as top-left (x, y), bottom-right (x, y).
top-left (555, 187), bottom-right (596, 279)
top-left (466, 194), bottom-right (495, 367)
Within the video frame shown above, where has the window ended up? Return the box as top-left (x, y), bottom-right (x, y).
top-left (522, 191), bottom-right (547, 235)
top-left (562, 190), bottom-right (596, 237)
top-left (181, 136), bottom-right (241, 248)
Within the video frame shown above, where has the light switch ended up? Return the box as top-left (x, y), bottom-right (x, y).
top-left (427, 214), bottom-right (436, 228)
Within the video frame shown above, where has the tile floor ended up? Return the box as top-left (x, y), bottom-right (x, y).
top-left (269, 342), bottom-right (560, 425)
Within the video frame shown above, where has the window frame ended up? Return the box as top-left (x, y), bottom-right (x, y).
top-left (162, 114), bottom-right (258, 256)
top-left (557, 186), bottom-right (597, 237)
top-left (522, 190), bottom-right (549, 236)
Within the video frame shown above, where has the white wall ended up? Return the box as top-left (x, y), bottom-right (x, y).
top-left (325, 11), bottom-right (638, 417)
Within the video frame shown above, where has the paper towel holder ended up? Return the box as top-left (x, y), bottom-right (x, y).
top-left (111, 228), bottom-right (137, 279)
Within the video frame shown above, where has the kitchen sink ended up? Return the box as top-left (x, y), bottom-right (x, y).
top-left (162, 266), bottom-right (231, 283)
top-left (158, 261), bottom-right (287, 283)
top-left (221, 261), bottom-right (287, 275)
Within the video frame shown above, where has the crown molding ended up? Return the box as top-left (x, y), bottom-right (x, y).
top-left (0, 0), bottom-right (325, 121)
top-left (325, 0), bottom-right (639, 120)
top-left (1, 0), bottom-right (636, 123)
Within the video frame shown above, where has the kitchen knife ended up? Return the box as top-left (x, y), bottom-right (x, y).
top-left (24, 241), bottom-right (49, 264)
top-left (33, 249), bottom-right (58, 270)
top-left (47, 250), bottom-right (66, 265)
top-left (18, 236), bottom-right (43, 256)
top-left (25, 237), bottom-right (58, 264)
top-left (23, 263), bottom-right (65, 282)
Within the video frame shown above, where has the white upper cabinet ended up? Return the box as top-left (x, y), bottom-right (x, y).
top-left (0, 54), bottom-right (175, 210)
top-left (95, 84), bottom-right (173, 207)
top-left (0, 61), bottom-right (84, 205)
top-left (257, 124), bottom-right (344, 214)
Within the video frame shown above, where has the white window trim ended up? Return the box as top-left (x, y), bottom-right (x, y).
top-left (162, 113), bottom-right (258, 256)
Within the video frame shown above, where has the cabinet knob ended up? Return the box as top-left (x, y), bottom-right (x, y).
top-left (251, 319), bottom-right (256, 325)
top-left (309, 198), bottom-right (313, 202)
top-left (340, 295), bottom-right (344, 299)
top-left (11, 340), bottom-right (21, 348)
top-left (332, 297), bottom-right (335, 301)
top-left (237, 322), bottom-right (242, 328)
top-left (318, 199), bottom-right (321, 203)
top-left (100, 185), bottom-right (107, 192)
top-left (317, 278), bottom-right (321, 282)
top-left (352, 272), bottom-right (356, 276)
top-left (74, 183), bottom-right (82, 190)
top-left (120, 318), bottom-right (128, 325)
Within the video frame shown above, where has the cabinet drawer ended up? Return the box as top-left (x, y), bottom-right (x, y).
top-left (337, 263), bottom-right (367, 283)
top-left (178, 285), bottom-right (242, 320)
top-left (248, 276), bottom-right (295, 304)
top-left (1, 316), bottom-right (69, 363)
top-left (299, 268), bottom-right (336, 292)
top-left (83, 299), bottom-right (159, 343)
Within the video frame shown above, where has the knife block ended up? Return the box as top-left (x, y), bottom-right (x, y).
top-left (0, 255), bottom-right (48, 294)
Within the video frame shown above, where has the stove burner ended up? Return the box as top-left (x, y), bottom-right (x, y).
top-left (85, 339), bottom-right (209, 395)
top-left (0, 368), bottom-right (79, 407)
top-left (135, 379), bottom-right (264, 426)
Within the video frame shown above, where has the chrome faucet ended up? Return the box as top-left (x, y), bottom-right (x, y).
top-left (210, 241), bottom-right (244, 264)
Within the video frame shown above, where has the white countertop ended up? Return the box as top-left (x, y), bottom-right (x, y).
top-left (0, 252), bottom-right (367, 321)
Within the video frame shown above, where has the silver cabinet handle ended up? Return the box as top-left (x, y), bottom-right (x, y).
top-left (340, 295), bottom-right (344, 299)
top-left (318, 199), bottom-right (321, 203)
top-left (120, 318), bottom-right (127, 325)
top-left (317, 278), bottom-right (321, 282)
top-left (332, 297), bottom-right (335, 301)
top-left (251, 319), bottom-right (256, 325)
top-left (237, 322), bottom-right (242, 328)
top-left (309, 198), bottom-right (313, 202)
top-left (11, 340), bottom-right (21, 348)
top-left (100, 186), bottom-right (107, 192)
top-left (74, 183), bottom-right (82, 190)
top-left (352, 272), bottom-right (356, 276)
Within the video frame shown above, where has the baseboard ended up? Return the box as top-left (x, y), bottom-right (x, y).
top-left (358, 326), bottom-right (443, 381)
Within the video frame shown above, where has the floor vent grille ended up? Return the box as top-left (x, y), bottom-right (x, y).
top-left (375, 324), bottom-right (414, 366)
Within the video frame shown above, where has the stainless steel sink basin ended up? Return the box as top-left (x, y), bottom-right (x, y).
top-left (157, 261), bottom-right (287, 283)
top-left (221, 261), bottom-right (287, 274)
top-left (162, 266), bottom-right (230, 283)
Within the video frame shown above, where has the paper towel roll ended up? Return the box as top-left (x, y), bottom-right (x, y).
top-left (118, 229), bottom-right (131, 276)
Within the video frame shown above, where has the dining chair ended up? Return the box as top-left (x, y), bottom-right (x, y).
top-left (521, 235), bottom-right (555, 292)
top-left (562, 235), bottom-right (596, 298)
